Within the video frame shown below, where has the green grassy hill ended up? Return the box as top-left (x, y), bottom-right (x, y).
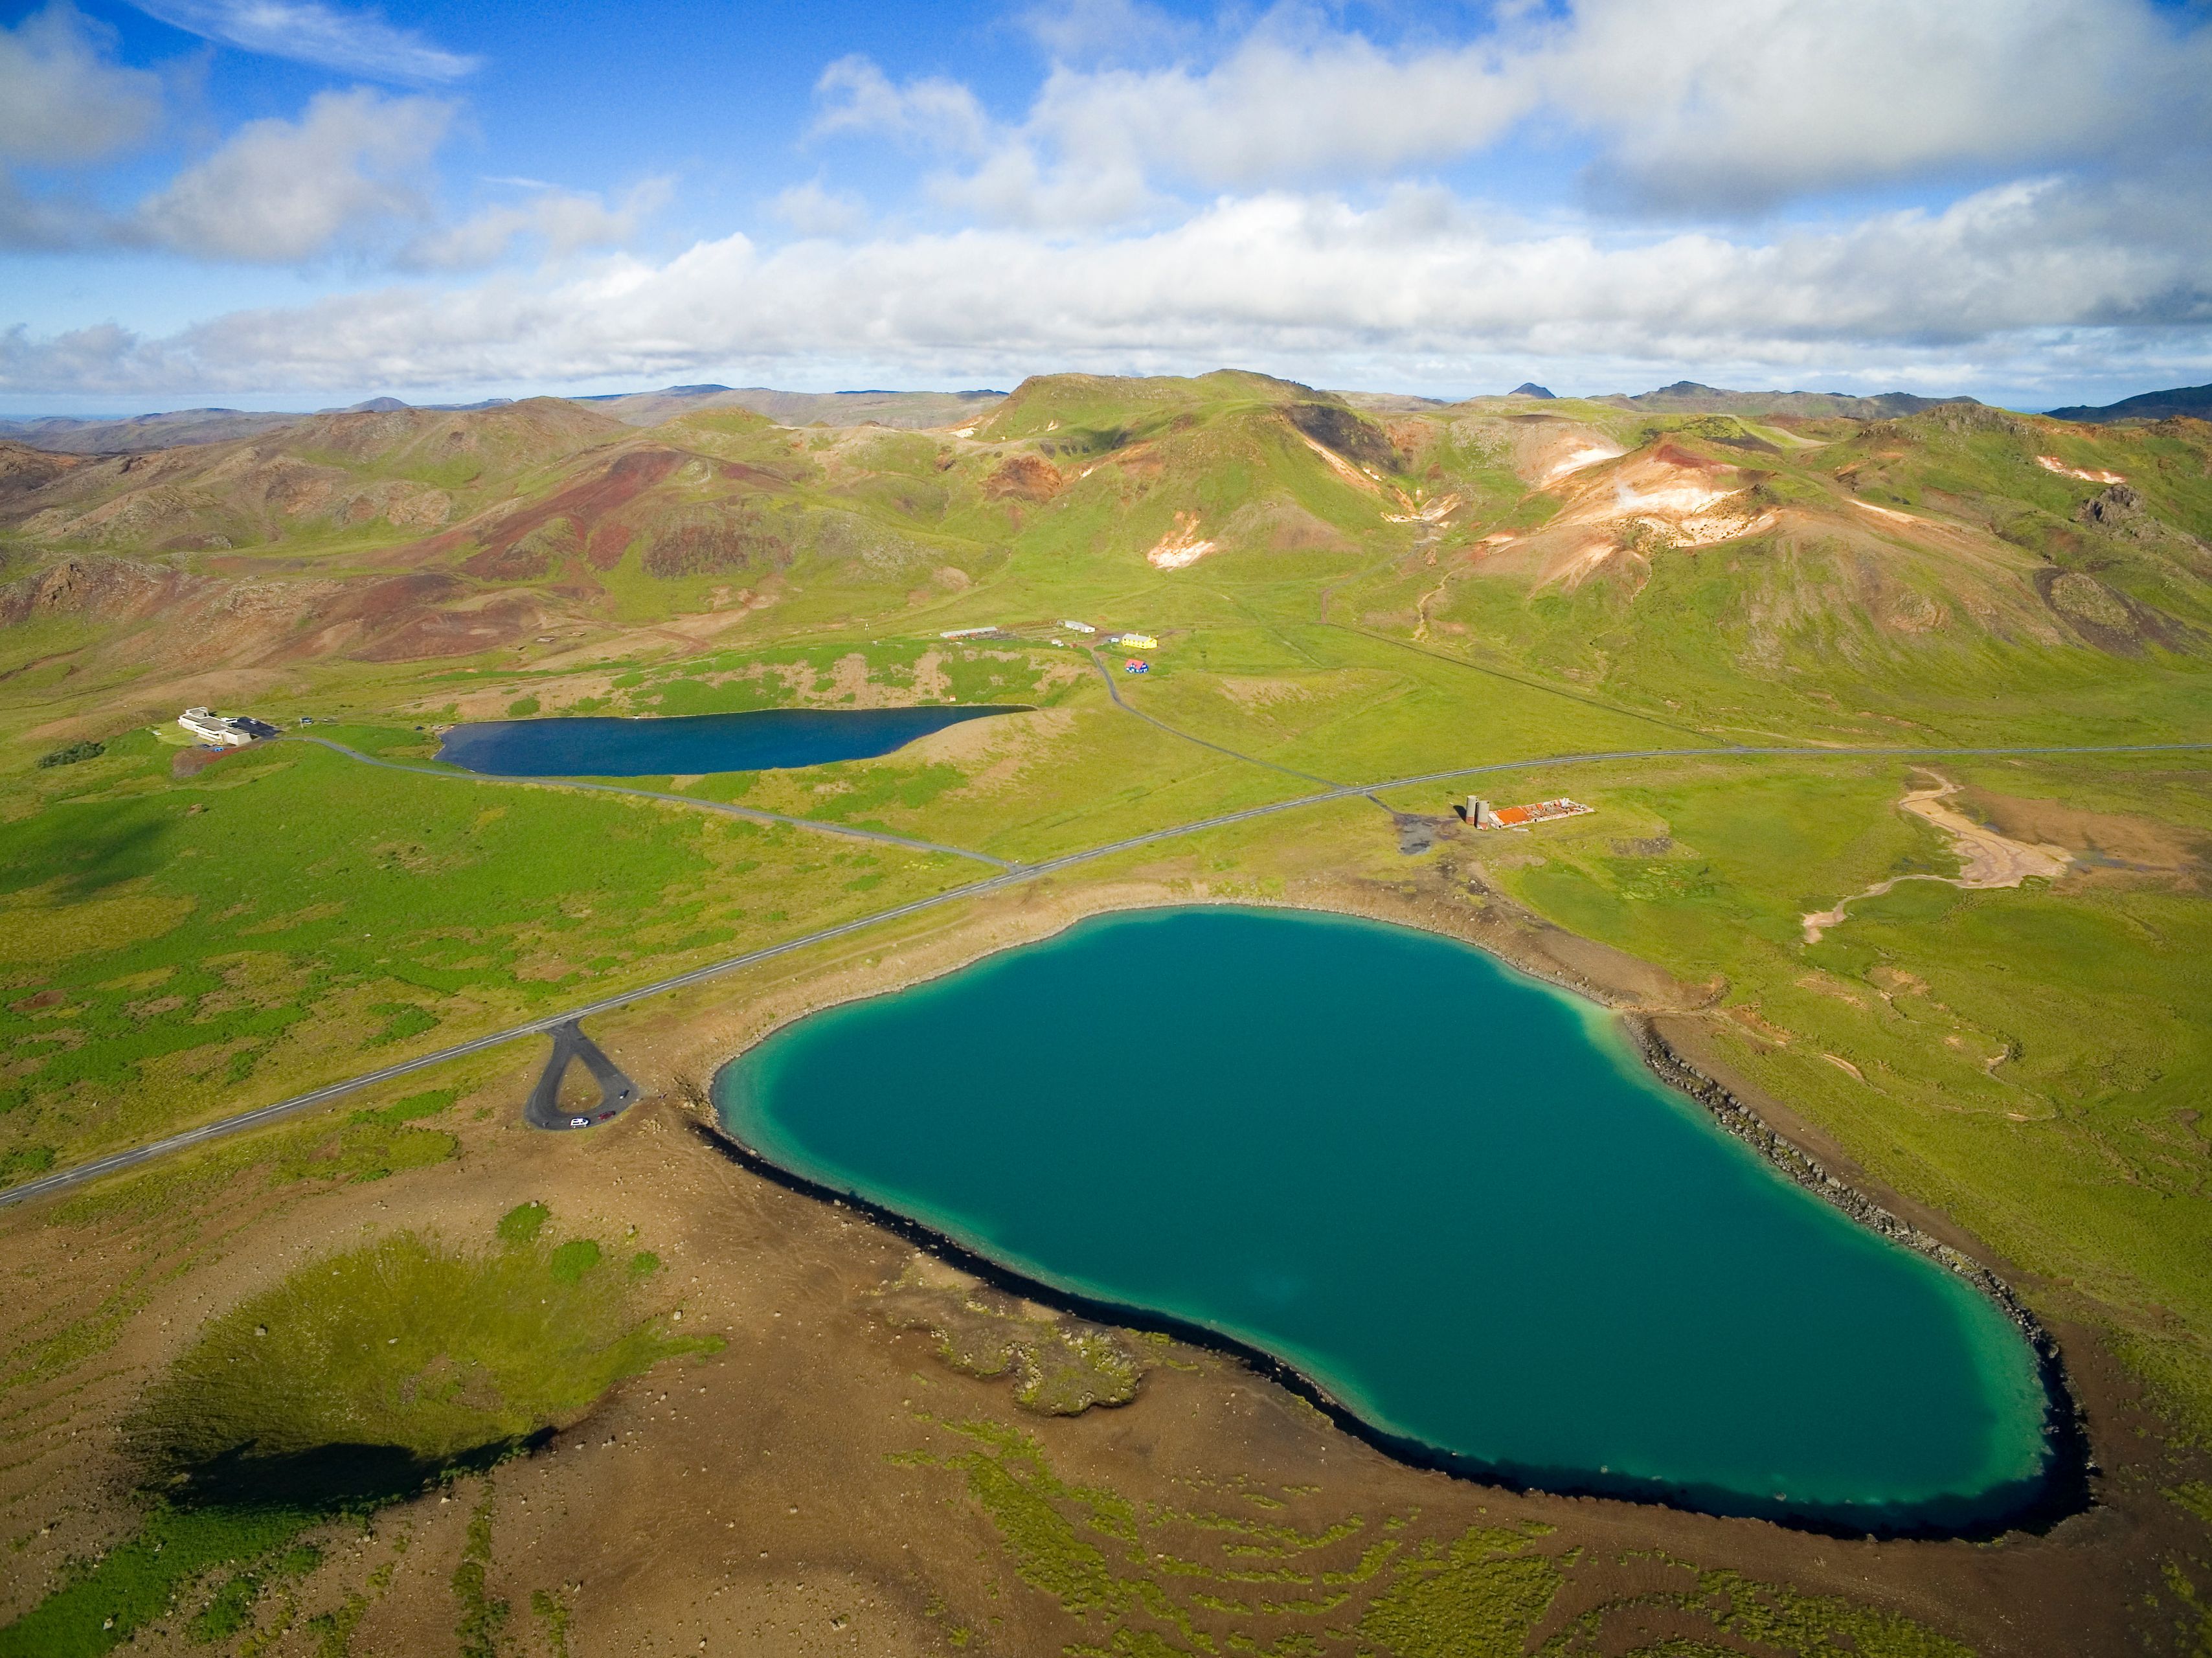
top-left (5, 372), bottom-right (2204, 749)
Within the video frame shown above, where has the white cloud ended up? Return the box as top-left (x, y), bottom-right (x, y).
top-left (6, 173), bottom-right (2206, 397)
top-left (0, 3), bottom-right (163, 166)
top-left (1022, 27), bottom-right (1530, 191)
top-left (0, 59), bottom-right (649, 269)
top-left (401, 178), bottom-right (668, 271)
top-left (824, 0), bottom-right (2212, 225)
top-left (10, 0), bottom-right (2211, 401)
top-left (134, 87), bottom-right (451, 262)
top-left (1021, 0), bottom-right (1197, 65)
top-left (1547, 0), bottom-right (2212, 212)
top-left (811, 54), bottom-right (992, 155)
top-left (124, 0), bottom-right (479, 82)
top-left (771, 179), bottom-right (868, 239)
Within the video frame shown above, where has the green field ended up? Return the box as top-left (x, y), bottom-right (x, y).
top-left (0, 727), bottom-right (976, 1175)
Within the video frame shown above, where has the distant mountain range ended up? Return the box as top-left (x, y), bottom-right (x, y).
top-left (0, 394), bottom-right (519, 454)
top-left (1591, 381), bottom-right (1980, 419)
top-left (0, 385), bottom-right (1009, 453)
top-left (3, 375), bottom-right (2205, 456)
top-left (572, 385), bottom-right (1007, 429)
top-left (2045, 383), bottom-right (2212, 423)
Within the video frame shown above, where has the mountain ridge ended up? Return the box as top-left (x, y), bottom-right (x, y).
top-left (1592, 381), bottom-right (1981, 419)
top-left (2046, 383), bottom-right (2212, 424)
top-left (16, 374), bottom-right (2202, 457)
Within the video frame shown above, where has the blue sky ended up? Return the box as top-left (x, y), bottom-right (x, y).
top-left (2, 0), bottom-right (2209, 413)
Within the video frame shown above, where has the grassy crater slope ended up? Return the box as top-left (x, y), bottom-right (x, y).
top-left (1, 1201), bottom-right (706, 1658)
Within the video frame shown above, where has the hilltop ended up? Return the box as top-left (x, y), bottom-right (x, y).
top-left (1595, 380), bottom-right (1981, 419)
top-left (579, 383), bottom-right (1008, 429)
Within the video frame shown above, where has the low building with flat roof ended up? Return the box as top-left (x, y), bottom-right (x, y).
top-left (179, 707), bottom-right (278, 747)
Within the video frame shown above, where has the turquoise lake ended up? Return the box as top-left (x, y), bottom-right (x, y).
top-left (714, 907), bottom-right (2055, 1530)
top-left (436, 705), bottom-right (1026, 777)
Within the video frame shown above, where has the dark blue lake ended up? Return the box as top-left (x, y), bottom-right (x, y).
top-left (716, 907), bottom-right (2056, 1532)
top-left (436, 705), bottom-right (1028, 777)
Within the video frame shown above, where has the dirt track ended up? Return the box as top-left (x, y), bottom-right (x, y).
top-left (1801, 772), bottom-right (2073, 942)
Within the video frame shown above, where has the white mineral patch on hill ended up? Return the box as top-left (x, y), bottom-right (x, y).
top-left (1293, 428), bottom-right (1383, 495)
top-left (1531, 447), bottom-right (1778, 589)
top-left (1599, 471), bottom-right (1776, 547)
top-left (1539, 442), bottom-right (1626, 486)
top-left (2037, 455), bottom-right (2127, 484)
top-left (1384, 491), bottom-right (1462, 525)
top-left (1147, 511), bottom-right (1217, 570)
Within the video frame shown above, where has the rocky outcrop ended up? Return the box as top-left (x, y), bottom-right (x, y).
top-left (0, 554), bottom-right (179, 626)
top-left (2075, 481), bottom-right (2143, 527)
top-left (1286, 401), bottom-right (1401, 472)
top-left (982, 453), bottom-right (1063, 502)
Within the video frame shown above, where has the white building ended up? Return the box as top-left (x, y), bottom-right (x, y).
top-left (179, 707), bottom-right (278, 747)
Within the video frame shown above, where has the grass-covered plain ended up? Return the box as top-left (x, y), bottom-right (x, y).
top-left (0, 726), bottom-right (978, 1178)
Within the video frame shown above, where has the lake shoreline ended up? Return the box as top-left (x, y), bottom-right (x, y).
top-left (1626, 1018), bottom-right (2095, 1532)
top-left (671, 881), bottom-right (2092, 1540)
top-left (687, 1103), bottom-right (2068, 1540)
top-left (435, 702), bottom-right (1034, 778)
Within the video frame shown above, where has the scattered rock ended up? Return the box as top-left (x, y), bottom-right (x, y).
top-left (875, 1260), bottom-right (1142, 1416)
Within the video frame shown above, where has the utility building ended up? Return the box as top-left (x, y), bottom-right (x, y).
top-left (1468, 796), bottom-right (1593, 831)
top-left (179, 707), bottom-right (278, 747)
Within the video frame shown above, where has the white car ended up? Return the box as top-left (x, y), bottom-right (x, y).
top-left (569, 1116), bottom-right (590, 1128)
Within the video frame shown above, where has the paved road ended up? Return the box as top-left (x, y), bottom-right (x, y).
top-left (295, 735), bottom-right (1019, 868)
top-left (524, 1020), bottom-right (638, 1130)
top-left (5, 736), bottom-right (2207, 1210)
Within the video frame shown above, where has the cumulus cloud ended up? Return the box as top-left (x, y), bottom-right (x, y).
top-left (10, 0), bottom-right (2211, 400)
top-left (0, 74), bottom-right (651, 268)
top-left (826, 0), bottom-right (2212, 224)
top-left (771, 179), bottom-right (868, 239)
top-left (1549, 0), bottom-right (2212, 212)
top-left (401, 177), bottom-right (670, 270)
top-left (134, 87), bottom-right (450, 261)
top-left (6, 173), bottom-right (2206, 397)
top-left (811, 54), bottom-right (992, 155)
top-left (0, 3), bottom-right (163, 166)
top-left (1021, 0), bottom-right (1197, 65)
top-left (123, 0), bottom-right (479, 82)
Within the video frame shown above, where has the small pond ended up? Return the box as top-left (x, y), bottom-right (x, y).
top-left (436, 705), bottom-right (1028, 777)
top-left (714, 906), bottom-right (2058, 1532)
